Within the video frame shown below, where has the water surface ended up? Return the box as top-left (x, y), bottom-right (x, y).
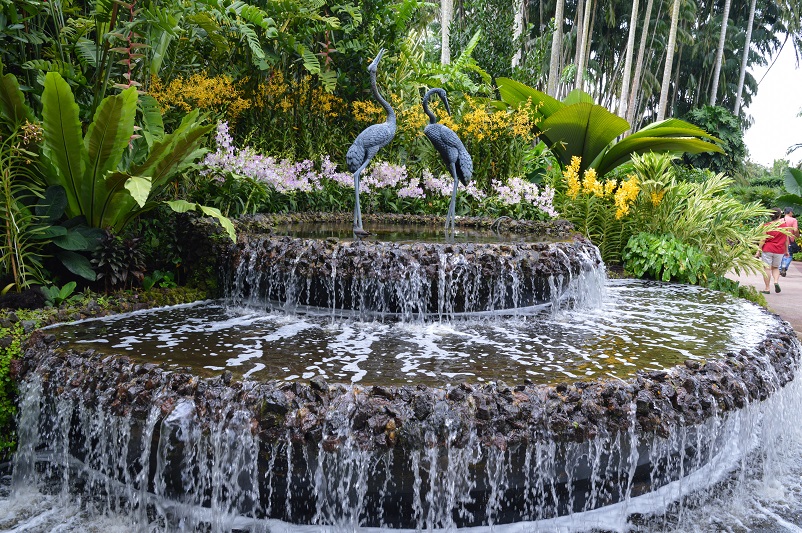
top-left (50, 280), bottom-right (773, 386)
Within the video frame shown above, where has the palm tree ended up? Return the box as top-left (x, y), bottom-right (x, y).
top-left (709, 0), bottom-right (732, 105)
top-left (575, 0), bottom-right (594, 91)
top-left (734, 0), bottom-right (758, 115)
top-left (441, 0), bottom-right (454, 64)
top-left (619, 0), bottom-right (640, 118)
top-left (547, 0), bottom-right (566, 96)
top-left (658, 0), bottom-right (682, 121)
top-left (626, 0), bottom-right (654, 126)
top-left (512, 0), bottom-right (525, 67)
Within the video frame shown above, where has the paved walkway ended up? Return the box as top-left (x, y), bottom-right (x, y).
top-left (727, 260), bottom-right (802, 336)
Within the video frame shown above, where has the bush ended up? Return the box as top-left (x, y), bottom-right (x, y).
top-left (623, 232), bottom-right (710, 284)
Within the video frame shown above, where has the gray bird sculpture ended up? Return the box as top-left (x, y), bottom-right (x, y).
top-left (346, 48), bottom-right (396, 235)
top-left (421, 88), bottom-right (473, 231)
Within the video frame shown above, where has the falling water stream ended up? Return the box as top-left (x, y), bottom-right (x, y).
top-left (1, 224), bottom-right (801, 532)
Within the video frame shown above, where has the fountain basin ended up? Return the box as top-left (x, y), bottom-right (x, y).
top-left (13, 285), bottom-right (801, 529)
top-left (227, 214), bottom-right (600, 319)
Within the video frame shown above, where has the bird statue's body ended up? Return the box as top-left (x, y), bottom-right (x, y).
top-left (421, 88), bottom-right (473, 231)
top-left (346, 48), bottom-right (396, 235)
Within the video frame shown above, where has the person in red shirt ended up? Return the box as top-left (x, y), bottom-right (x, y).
top-left (757, 208), bottom-right (791, 294)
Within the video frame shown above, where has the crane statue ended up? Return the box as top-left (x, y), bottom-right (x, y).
top-left (421, 88), bottom-right (473, 231)
top-left (346, 48), bottom-right (396, 237)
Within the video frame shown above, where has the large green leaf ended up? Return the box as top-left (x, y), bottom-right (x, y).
top-left (595, 137), bottom-right (725, 177)
top-left (131, 111), bottom-right (213, 192)
top-left (124, 175), bottom-right (152, 207)
top-left (496, 77), bottom-right (563, 119)
top-left (84, 86), bottom-right (138, 226)
top-left (51, 231), bottom-right (91, 251)
top-left (166, 200), bottom-right (236, 242)
top-left (0, 67), bottom-right (34, 128)
top-left (562, 89), bottom-right (594, 105)
top-left (96, 172), bottom-right (149, 231)
top-left (631, 118), bottom-right (721, 142)
top-left (784, 167), bottom-right (802, 196)
top-left (165, 199), bottom-right (196, 213)
top-left (540, 103), bottom-right (629, 170)
top-left (41, 72), bottom-right (88, 219)
top-left (199, 205), bottom-right (236, 242)
top-left (139, 94), bottom-right (165, 146)
top-left (35, 186), bottom-right (69, 223)
top-left (57, 250), bottom-right (96, 281)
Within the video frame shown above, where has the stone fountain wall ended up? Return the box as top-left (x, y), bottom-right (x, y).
top-left (226, 215), bottom-right (602, 319)
top-left (14, 320), bottom-right (801, 528)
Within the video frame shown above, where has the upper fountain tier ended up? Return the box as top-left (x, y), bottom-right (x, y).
top-left (226, 214), bottom-right (605, 320)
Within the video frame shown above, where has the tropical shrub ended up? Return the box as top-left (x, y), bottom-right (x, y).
top-left (623, 233), bottom-right (710, 284)
top-left (627, 155), bottom-right (770, 277)
top-left (778, 167), bottom-right (802, 214)
top-left (92, 230), bottom-right (146, 292)
top-left (556, 153), bottom-right (770, 279)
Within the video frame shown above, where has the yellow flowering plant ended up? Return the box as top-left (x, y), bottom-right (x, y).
top-left (149, 73), bottom-right (250, 126)
top-left (557, 155), bottom-right (640, 263)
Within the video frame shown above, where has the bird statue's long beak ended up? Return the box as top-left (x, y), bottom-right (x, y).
top-left (369, 48), bottom-right (385, 70)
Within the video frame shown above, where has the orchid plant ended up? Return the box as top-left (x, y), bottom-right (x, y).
top-left (200, 122), bottom-right (557, 220)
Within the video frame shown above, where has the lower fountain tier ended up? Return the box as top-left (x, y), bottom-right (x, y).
top-left (14, 324), bottom-right (800, 528)
top-left (226, 234), bottom-right (603, 318)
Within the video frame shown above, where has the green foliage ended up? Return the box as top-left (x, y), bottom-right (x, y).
top-left (682, 106), bottom-right (746, 177)
top-left (703, 275), bottom-right (766, 307)
top-left (143, 270), bottom-right (177, 291)
top-left (778, 167), bottom-right (802, 213)
top-left (559, 192), bottom-right (633, 265)
top-left (495, 78), bottom-right (724, 176)
top-left (0, 319), bottom-right (31, 461)
top-left (41, 281), bottom-right (80, 307)
top-left (0, 122), bottom-right (48, 291)
top-left (628, 154), bottom-right (769, 277)
top-left (623, 232), bottom-right (711, 284)
top-left (728, 185), bottom-right (779, 210)
top-left (192, 172), bottom-right (271, 217)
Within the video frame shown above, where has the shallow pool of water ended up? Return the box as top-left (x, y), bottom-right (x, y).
top-left (269, 222), bottom-right (565, 244)
top-left (49, 280), bottom-right (773, 386)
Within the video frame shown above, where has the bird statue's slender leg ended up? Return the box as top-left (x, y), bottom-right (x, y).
top-left (446, 163), bottom-right (460, 231)
top-left (353, 161), bottom-right (370, 231)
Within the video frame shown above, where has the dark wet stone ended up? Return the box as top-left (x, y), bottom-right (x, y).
top-left (310, 375), bottom-right (328, 392)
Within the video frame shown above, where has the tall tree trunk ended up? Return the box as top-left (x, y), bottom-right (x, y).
top-left (576, 0), bottom-right (593, 91)
top-left (626, 0), bottom-right (654, 126)
top-left (441, 0), bottom-right (453, 65)
top-left (574, 0), bottom-right (585, 72)
top-left (547, 0), bottom-right (566, 96)
top-left (619, 0), bottom-right (640, 118)
top-left (512, 0), bottom-right (525, 67)
top-left (709, 0), bottom-right (732, 105)
top-left (657, 0), bottom-right (681, 121)
top-left (734, 0), bottom-right (757, 115)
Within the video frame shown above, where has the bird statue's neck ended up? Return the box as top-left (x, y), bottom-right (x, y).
top-left (371, 72), bottom-right (396, 124)
top-left (422, 100), bottom-right (438, 124)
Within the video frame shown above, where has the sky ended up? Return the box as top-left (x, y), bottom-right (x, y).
top-left (743, 43), bottom-right (802, 168)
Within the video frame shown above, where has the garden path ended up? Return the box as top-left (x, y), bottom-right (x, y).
top-left (727, 261), bottom-right (802, 336)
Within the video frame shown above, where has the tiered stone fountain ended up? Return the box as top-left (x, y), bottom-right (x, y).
top-left (10, 213), bottom-right (801, 532)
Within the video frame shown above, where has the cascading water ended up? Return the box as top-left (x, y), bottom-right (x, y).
top-left (3, 217), bottom-right (802, 532)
